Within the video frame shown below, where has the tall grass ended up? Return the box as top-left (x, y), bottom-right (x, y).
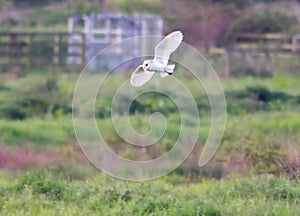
top-left (0, 118), bottom-right (73, 145)
top-left (0, 171), bottom-right (299, 215)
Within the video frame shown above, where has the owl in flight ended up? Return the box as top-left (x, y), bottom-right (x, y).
top-left (130, 31), bottom-right (183, 87)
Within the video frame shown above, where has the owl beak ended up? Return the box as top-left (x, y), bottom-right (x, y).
top-left (133, 65), bottom-right (144, 74)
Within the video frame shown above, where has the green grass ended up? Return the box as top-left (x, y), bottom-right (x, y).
top-left (0, 71), bottom-right (299, 215)
top-left (1, 73), bottom-right (300, 162)
top-left (221, 110), bottom-right (300, 152)
top-left (1, 108), bottom-right (300, 173)
top-left (0, 0), bottom-right (162, 32)
top-left (222, 74), bottom-right (300, 95)
top-left (1, 1), bottom-right (300, 213)
top-left (0, 118), bottom-right (73, 145)
top-left (0, 171), bottom-right (299, 215)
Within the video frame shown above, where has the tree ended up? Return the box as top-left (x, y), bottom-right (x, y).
top-left (163, 0), bottom-right (233, 50)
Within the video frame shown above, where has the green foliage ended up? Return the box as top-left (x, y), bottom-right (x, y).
top-left (1, 72), bottom-right (300, 179)
top-left (245, 147), bottom-right (286, 174)
top-left (15, 171), bottom-right (65, 199)
top-left (129, 92), bottom-right (178, 116)
top-left (0, 118), bottom-right (72, 145)
top-left (12, 0), bottom-right (63, 7)
top-left (175, 162), bottom-right (225, 180)
top-left (212, 0), bottom-right (280, 9)
top-left (0, 171), bottom-right (299, 215)
top-left (0, 82), bottom-right (10, 91)
top-left (226, 86), bottom-right (299, 114)
top-left (0, 0), bottom-right (13, 10)
top-left (229, 9), bottom-right (299, 34)
top-left (0, 76), bottom-right (72, 120)
top-left (28, 6), bottom-right (74, 26)
top-left (222, 110), bottom-right (300, 150)
top-left (0, 69), bottom-right (299, 214)
top-left (110, 0), bottom-right (162, 14)
top-left (1, 0), bottom-right (300, 51)
top-left (0, 104), bottom-right (27, 120)
top-left (222, 74), bottom-right (300, 95)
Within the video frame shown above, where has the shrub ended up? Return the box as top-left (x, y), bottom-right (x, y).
top-left (0, 104), bottom-right (27, 120)
top-left (0, 77), bottom-right (72, 120)
top-left (12, 0), bottom-right (62, 7)
top-left (227, 9), bottom-right (299, 36)
top-left (15, 171), bottom-right (65, 200)
top-left (226, 86), bottom-right (297, 114)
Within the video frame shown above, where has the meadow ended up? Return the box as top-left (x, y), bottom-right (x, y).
top-left (1, 0), bottom-right (300, 214)
top-left (0, 68), bottom-right (300, 215)
top-left (0, 171), bottom-right (299, 215)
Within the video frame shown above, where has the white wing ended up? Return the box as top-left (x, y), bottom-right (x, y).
top-left (130, 66), bottom-right (155, 87)
top-left (154, 31), bottom-right (183, 66)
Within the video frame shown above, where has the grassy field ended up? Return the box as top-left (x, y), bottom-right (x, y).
top-left (1, 0), bottom-right (300, 214)
top-left (0, 171), bottom-right (299, 216)
top-left (0, 70), bottom-right (300, 214)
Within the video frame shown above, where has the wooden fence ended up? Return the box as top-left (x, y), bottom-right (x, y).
top-left (210, 33), bottom-right (300, 77)
top-left (1, 32), bottom-right (299, 74)
top-left (0, 32), bottom-right (85, 69)
top-left (230, 33), bottom-right (296, 53)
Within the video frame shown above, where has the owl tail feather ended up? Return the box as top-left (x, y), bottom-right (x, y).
top-left (165, 64), bottom-right (175, 74)
top-left (161, 64), bottom-right (175, 78)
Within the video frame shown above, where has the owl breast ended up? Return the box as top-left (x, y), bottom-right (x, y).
top-left (149, 61), bottom-right (165, 72)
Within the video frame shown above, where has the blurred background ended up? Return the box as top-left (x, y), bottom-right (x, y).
top-left (0, 0), bottom-right (300, 215)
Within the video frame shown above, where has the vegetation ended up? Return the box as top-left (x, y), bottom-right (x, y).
top-left (1, 0), bottom-right (300, 48)
top-left (230, 9), bottom-right (299, 34)
top-left (0, 171), bottom-right (299, 215)
top-left (0, 0), bottom-right (300, 215)
top-left (0, 71), bottom-right (299, 180)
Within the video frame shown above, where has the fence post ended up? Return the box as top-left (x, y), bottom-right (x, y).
top-left (53, 34), bottom-right (60, 67)
top-left (28, 33), bottom-right (33, 68)
top-left (8, 33), bottom-right (16, 66)
top-left (224, 49), bottom-right (230, 77)
top-left (80, 33), bottom-right (86, 69)
top-left (265, 50), bottom-right (272, 76)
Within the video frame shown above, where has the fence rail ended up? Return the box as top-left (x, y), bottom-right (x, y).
top-left (210, 33), bottom-right (300, 77)
top-left (232, 33), bottom-right (298, 53)
top-left (0, 32), bottom-right (85, 69)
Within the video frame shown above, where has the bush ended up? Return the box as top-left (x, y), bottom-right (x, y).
top-left (15, 170), bottom-right (65, 200)
top-left (228, 9), bottom-right (299, 35)
top-left (29, 6), bottom-right (74, 26)
top-left (212, 0), bottom-right (280, 9)
top-left (0, 77), bottom-right (72, 120)
top-left (0, 104), bottom-right (27, 120)
top-left (12, 0), bottom-right (62, 7)
top-left (226, 86), bottom-right (297, 114)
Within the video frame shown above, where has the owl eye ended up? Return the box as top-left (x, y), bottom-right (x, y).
top-left (145, 63), bottom-right (148, 67)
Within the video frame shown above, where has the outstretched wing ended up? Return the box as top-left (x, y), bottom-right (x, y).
top-left (130, 65), bottom-right (155, 87)
top-left (154, 31), bottom-right (183, 66)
